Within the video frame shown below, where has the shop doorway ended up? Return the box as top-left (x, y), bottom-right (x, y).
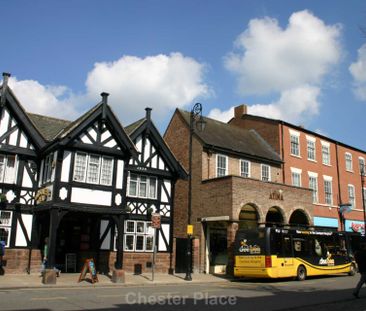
top-left (55, 212), bottom-right (101, 272)
top-left (207, 222), bottom-right (227, 274)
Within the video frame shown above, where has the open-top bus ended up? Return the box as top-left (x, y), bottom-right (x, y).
top-left (234, 227), bottom-right (364, 280)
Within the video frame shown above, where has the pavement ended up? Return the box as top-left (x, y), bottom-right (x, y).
top-left (0, 271), bottom-right (231, 289)
top-left (0, 273), bottom-right (365, 310)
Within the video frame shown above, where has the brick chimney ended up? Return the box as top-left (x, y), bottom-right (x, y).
top-left (234, 104), bottom-right (248, 119)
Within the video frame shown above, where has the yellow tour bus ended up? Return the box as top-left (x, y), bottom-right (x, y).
top-left (234, 227), bottom-right (363, 281)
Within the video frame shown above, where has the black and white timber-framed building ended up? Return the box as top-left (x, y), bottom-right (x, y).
top-left (0, 72), bottom-right (186, 274)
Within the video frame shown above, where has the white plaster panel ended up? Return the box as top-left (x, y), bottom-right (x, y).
top-left (19, 132), bottom-right (27, 148)
top-left (158, 157), bottom-right (165, 170)
top-left (59, 187), bottom-right (68, 200)
top-left (158, 224), bottom-right (170, 251)
top-left (104, 139), bottom-right (117, 148)
top-left (100, 220), bottom-right (111, 250)
top-left (22, 166), bottom-right (33, 187)
top-left (89, 127), bottom-right (97, 141)
top-left (144, 138), bottom-right (151, 162)
top-left (9, 129), bottom-right (18, 146)
top-left (115, 193), bottom-right (122, 205)
top-left (151, 155), bottom-right (157, 169)
top-left (15, 214), bottom-right (33, 247)
top-left (81, 134), bottom-right (92, 144)
top-left (71, 187), bottom-right (112, 206)
top-left (61, 151), bottom-right (71, 182)
top-left (0, 109), bottom-right (9, 136)
top-left (101, 129), bottom-right (112, 142)
top-left (135, 135), bottom-right (142, 152)
top-left (116, 160), bottom-right (124, 189)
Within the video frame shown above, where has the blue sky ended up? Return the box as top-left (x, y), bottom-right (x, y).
top-left (2, 1), bottom-right (366, 149)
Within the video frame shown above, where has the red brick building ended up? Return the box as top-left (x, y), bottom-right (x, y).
top-left (230, 105), bottom-right (366, 234)
top-left (164, 109), bottom-right (313, 274)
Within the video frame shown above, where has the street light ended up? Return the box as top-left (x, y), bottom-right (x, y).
top-left (185, 103), bottom-right (206, 281)
top-left (360, 165), bottom-right (366, 235)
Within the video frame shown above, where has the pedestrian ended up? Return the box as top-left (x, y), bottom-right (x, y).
top-left (0, 240), bottom-right (5, 267)
top-left (353, 243), bottom-right (366, 298)
top-left (41, 237), bottom-right (60, 277)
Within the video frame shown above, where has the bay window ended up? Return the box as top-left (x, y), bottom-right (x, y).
top-left (0, 154), bottom-right (17, 184)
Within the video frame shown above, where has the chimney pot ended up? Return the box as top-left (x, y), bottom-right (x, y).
top-left (234, 104), bottom-right (248, 118)
top-left (145, 107), bottom-right (152, 121)
top-left (100, 92), bottom-right (109, 104)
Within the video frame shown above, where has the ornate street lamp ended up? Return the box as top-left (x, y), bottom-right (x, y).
top-left (185, 103), bottom-right (206, 281)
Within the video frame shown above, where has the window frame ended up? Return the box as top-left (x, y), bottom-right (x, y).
top-left (121, 220), bottom-right (155, 252)
top-left (348, 184), bottom-right (356, 208)
top-left (261, 164), bottom-right (271, 182)
top-left (0, 210), bottom-right (13, 247)
top-left (290, 133), bottom-right (300, 157)
top-left (127, 173), bottom-right (158, 199)
top-left (42, 153), bottom-right (54, 184)
top-left (0, 154), bottom-right (18, 184)
top-left (359, 157), bottom-right (365, 176)
top-left (240, 159), bottom-right (251, 178)
top-left (291, 171), bottom-right (301, 187)
top-left (73, 152), bottom-right (114, 186)
top-left (345, 152), bottom-right (353, 172)
top-left (309, 176), bottom-right (318, 203)
top-left (321, 142), bottom-right (331, 165)
top-left (216, 154), bottom-right (228, 177)
top-left (324, 179), bottom-right (333, 205)
top-left (307, 139), bottom-right (316, 161)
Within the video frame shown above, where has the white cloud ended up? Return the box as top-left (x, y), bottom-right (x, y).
top-left (349, 44), bottom-right (366, 100)
top-left (85, 53), bottom-right (210, 124)
top-left (8, 78), bottom-right (79, 120)
top-left (5, 52), bottom-right (210, 125)
top-left (224, 10), bottom-right (341, 95)
top-left (213, 10), bottom-right (342, 126)
top-left (208, 85), bottom-right (320, 124)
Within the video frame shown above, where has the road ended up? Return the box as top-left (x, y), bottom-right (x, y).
top-left (1, 274), bottom-right (365, 311)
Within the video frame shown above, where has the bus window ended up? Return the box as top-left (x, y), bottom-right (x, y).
top-left (282, 236), bottom-right (292, 257)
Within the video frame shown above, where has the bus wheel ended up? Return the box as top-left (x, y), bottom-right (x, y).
top-left (348, 263), bottom-right (356, 276)
top-left (296, 265), bottom-right (306, 281)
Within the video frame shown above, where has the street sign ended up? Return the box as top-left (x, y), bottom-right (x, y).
top-left (151, 213), bottom-right (161, 229)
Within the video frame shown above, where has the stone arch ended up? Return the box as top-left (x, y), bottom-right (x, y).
top-left (238, 203), bottom-right (261, 230)
top-left (265, 206), bottom-right (285, 226)
top-left (289, 209), bottom-right (311, 226)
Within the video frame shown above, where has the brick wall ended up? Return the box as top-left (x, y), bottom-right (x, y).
top-left (1, 248), bottom-right (42, 274)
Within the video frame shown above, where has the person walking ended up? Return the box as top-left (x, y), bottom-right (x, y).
top-left (353, 243), bottom-right (366, 298)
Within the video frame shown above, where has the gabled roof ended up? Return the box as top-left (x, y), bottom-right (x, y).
top-left (27, 113), bottom-right (71, 142)
top-left (178, 109), bottom-right (282, 164)
top-left (0, 87), bottom-right (46, 150)
top-left (126, 111), bottom-right (188, 179)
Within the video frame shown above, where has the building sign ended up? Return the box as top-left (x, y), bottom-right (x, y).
top-left (35, 188), bottom-right (50, 204)
top-left (351, 222), bottom-right (365, 233)
top-left (269, 189), bottom-right (284, 201)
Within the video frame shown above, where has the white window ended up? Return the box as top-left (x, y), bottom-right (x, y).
top-left (122, 220), bottom-right (154, 252)
top-left (345, 153), bottom-right (353, 172)
top-left (307, 139), bottom-right (316, 161)
top-left (359, 157), bottom-right (365, 176)
top-left (0, 154), bottom-right (17, 184)
top-left (73, 152), bottom-right (87, 182)
top-left (324, 179), bottom-right (333, 205)
top-left (309, 176), bottom-right (318, 203)
top-left (216, 154), bottom-right (228, 177)
top-left (240, 160), bottom-right (250, 178)
top-left (261, 164), bottom-right (271, 182)
top-left (100, 157), bottom-right (114, 185)
top-left (127, 173), bottom-right (157, 199)
top-left (321, 143), bottom-right (330, 165)
top-left (290, 134), bottom-right (300, 156)
top-left (0, 210), bottom-right (12, 247)
top-left (292, 172), bottom-right (301, 187)
top-left (73, 152), bottom-right (114, 186)
top-left (42, 153), bottom-right (54, 183)
top-left (348, 184), bottom-right (355, 208)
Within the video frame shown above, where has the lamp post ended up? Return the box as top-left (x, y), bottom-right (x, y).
top-left (361, 165), bottom-right (366, 235)
top-left (185, 103), bottom-right (206, 281)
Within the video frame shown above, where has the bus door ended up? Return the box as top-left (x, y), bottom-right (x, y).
top-left (278, 235), bottom-right (294, 277)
